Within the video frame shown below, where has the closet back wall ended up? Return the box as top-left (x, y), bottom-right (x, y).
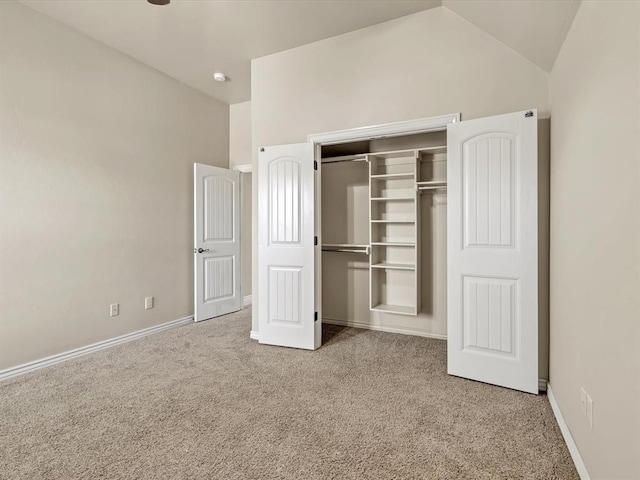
top-left (251, 6), bottom-right (549, 373)
top-left (0, 1), bottom-right (229, 371)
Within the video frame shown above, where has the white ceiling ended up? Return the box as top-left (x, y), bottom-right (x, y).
top-left (20, 0), bottom-right (440, 105)
top-left (20, 0), bottom-right (580, 105)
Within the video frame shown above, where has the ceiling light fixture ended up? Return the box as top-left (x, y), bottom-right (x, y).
top-left (147, 0), bottom-right (170, 5)
top-left (213, 72), bottom-right (228, 82)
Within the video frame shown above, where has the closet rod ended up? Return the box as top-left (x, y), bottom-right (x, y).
top-left (321, 154), bottom-right (368, 164)
top-left (322, 244), bottom-right (370, 255)
top-left (417, 185), bottom-right (447, 192)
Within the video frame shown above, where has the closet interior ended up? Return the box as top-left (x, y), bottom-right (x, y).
top-left (320, 130), bottom-right (448, 337)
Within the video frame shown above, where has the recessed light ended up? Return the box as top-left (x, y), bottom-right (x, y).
top-left (213, 72), bottom-right (228, 82)
top-left (147, 0), bottom-right (170, 5)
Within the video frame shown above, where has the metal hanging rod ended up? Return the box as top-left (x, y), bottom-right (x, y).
top-left (321, 154), bottom-right (368, 164)
top-left (417, 185), bottom-right (447, 193)
top-left (321, 244), bottom-right (370, 255)
top-left (416, 180), bottom-right (447, 193)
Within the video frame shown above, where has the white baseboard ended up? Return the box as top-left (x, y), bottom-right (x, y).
top-left (539, 379), bottom-right (548, 392)
top-left (249, 330), bottom-right (259, 340)
top-left (547, 383), bottom-right (591, 480)
top-left (0, 315), bottom-right (194, 382)
top-left (243, 295), bottom-right (252, 307)
top-left (323, 317), bottom-right (448, 340)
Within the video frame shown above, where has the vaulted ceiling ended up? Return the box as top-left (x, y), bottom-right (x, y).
top-left (443, 0), bottom-right (580, 71)
top-left (19, 0), bottom-right (580, 105)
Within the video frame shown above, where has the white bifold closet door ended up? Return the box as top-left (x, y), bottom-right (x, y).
top-left (447, 110), bottom-right (538, 394)
top-left (258, 143), bottom-right (320, 350)
top-left (194, 163), bottom-right (242, 322)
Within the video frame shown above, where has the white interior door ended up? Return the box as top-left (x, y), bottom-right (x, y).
top-left (194, 163), bottom-right (242, 322)
top-left (258, 143), bottom-right (320, 350)
top-left (447, 110), bottom-right (538, 394)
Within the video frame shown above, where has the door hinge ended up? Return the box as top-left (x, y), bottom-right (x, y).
top-left (314, 236), bottom-right (318, 246)
top-left (314, 160), bottom-right (318, 171)
top-left (525, 111), bottom-right (534, 118)
top-left (314, 311), bottom-right (318, 322)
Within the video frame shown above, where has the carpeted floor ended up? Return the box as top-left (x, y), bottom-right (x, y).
top-left (0, 307), bottom-right (577, 479)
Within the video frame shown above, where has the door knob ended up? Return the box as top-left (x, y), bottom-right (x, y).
top-left (195, 248), bottom-right (210, 254)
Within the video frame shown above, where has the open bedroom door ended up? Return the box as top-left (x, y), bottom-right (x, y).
top-left (447, 109), bottom-right (539, 394)
top-left (194, 163), bottom-right (242, 322)
top-left (257, 143), bottom-right (320, 350)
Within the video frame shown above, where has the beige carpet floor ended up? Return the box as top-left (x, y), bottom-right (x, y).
top-left (0, 307), bottom-right (577, 479)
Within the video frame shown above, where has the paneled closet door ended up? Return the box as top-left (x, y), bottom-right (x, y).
top-left (258, 143), bottom-right (320, 350)
top-left (447, 110), bottom-right (538, 394)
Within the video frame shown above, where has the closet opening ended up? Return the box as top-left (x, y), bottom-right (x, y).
top-left (319, 130), bottom-right (449, 339)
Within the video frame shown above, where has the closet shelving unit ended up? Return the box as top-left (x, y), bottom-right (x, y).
top-left (366, 145), bottom-right (448, 316)
top-left (320, 143), bottom-right (447, 317)
top-left (368, 150), bottom-right (420, 316)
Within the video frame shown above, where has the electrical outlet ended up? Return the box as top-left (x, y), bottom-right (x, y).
top-left (586, 394), bottom-right (594, 428)
top-left (580, 388), bottom-right (587, 416)
top-left (145, 296), bottom-right (154, 310)
top-left (110, 303), bottom-right (119, 317)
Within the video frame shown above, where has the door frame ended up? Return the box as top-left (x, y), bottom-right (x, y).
top-left (307, 114), bottom-right (462, 146)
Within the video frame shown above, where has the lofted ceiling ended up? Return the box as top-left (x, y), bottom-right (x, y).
top-left (443, 0), bottom-right (581, 72)
top-left (19, 0), bottom-right (580, 105)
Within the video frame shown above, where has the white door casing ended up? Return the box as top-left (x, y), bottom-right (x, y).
top-left (194, 163), bottom-right (242, 322)
top-left (447, 110), bottom-right (538, 394)
top-left (258, 143), bottom-right (319, 350)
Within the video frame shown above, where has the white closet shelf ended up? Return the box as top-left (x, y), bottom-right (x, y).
top-left (371, 304), bottom-right (416, 315)
top-left (370, 172), bottom-right (415, 179)
top-left (371, 220), bottom-right (415, 223)
top-left (418, 145), bottom-right (447, 155)
top-left (370, 197), bottom-right (415, 201)
top-left (368, 149), bottom-right (419, 160)
top-left (371, 263), bottom-right (415, 270)
top-left (371, 242), bottom-right (415, 247)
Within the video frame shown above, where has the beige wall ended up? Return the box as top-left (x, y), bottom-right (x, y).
top-left (250, 7), bottom-right (549, 337)
top-left (0, 1), bottom-right (229, 371)
top-left (230, 101), bottom-right (252, 168)
top-left (230, 101), bottom-right (252, 298)
top-left (549, 1), bottom-right (640, 478)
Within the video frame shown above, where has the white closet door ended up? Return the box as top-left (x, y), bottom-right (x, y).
top-left (447, 110), bottom-right (538, 394)
top-left (194, 163), bottom-right (242, 322)
top-left (258, 143), bottom-right (319, 350)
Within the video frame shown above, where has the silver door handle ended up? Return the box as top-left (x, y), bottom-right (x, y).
top-left (194, 248), bottom-right (210, 254)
